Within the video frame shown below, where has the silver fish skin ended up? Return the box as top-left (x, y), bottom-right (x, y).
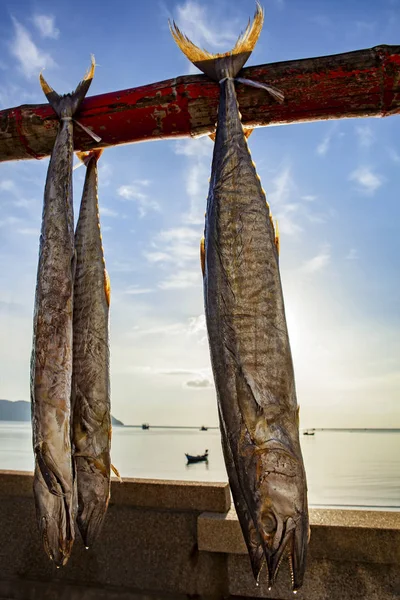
top-left (31, 58), bottom-right (95, 567)
top-left (170, 5), bottom-right (309, 591)
top-left (72, 149), bottom-right (111, 548)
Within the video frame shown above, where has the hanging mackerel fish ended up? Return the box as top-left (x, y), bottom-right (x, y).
top-left (72, 149), bottom-right (112, 548)
top-left (31, 58), bottom-right (95, 566)
top-left (170, 4), bottom-right (309, 592)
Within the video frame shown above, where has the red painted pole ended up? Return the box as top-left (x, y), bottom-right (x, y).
top-left (0, 44), bottom-right (399, 163)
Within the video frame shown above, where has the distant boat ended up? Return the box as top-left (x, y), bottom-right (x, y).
top-left (185, 449), bottom-right (209, 463)
top-left (303, 429), bottom-right (315, 436)
top-left (200, 426), bottom-right (208, 431)
top-left (142, 423), bottom-right (150, 430)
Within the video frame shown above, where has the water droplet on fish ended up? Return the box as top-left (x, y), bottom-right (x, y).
top-left (268, 587), bottom-right (272, 591)
top-left (85, 546), bottom-right (89, 550)
top-left (293, 590), bottom-right (297, 595)
top-left (255, 581), bottom-right (259, 587)
top-left (56, 566), bottom-right (60, 570)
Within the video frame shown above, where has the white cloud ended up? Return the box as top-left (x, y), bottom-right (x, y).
top-left (100, 206), bottom-right (119, 218)
top-left (388, 148), bottom-right (400, 164)
top-left (123, 286), bottom-right (153, 295)
top-left (301, 195), bottom-right (317, 202)
top-left (158, 366), bottom-right (213, 388)
top-left (174, 1), bottom-right (238, 51)
top-left (159, 269), bottom-right (201, 290)
top-left (145, 227), bottom-right (201, 268)
top-left (301, 246), bottom-right (331, 274)
top-left (355, 125), bottom-right (374, 148)
top-left (0, 180), bottom-right (18, 193)
top-left (10, 17), bottom-right (55, 79)
top-left (129, 365), bottom-right (213, 389)
top-left (349, 166), bottom-right (383, 195)
top-left (33, 15), bottom-right (60, 39)
top-left (145, 252), bottom-right (172, 264)
top-left (317, 132), bottom-right (332, 156)
top-left (109, 260), bottom-right (137, 273)
top-left (316, 124), bottom-right (340, 157)
top-left (268, 166), bottom-right (302, 236)
top-left (0, 216), bottom-right (21, 227)
top-left (98, 162), bottom-right (113, 186)
top-left (355, 21), bottom-right (376, 33)
top-left (174, 139), bottom-right (211, 159)
top-left (346, 248), bottom-right (358, 260)
top-left (17, 227), bottom-right (39, 236)
top-left (130, 315), bottom-right (205, 339)
top-left (186, 376), bottom-right (213, 388)
top-left (117, 182), bottom-right (160, 217)
top-left (172, 138), bottom-right (212, 226)
top-left (187, 314), bottom-right (206, 336)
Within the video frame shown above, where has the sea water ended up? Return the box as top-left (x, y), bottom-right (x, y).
top-left (0, 422), bottom-right (399, 509)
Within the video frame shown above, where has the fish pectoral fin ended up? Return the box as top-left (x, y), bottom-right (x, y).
top-left (200, 237), bottom-right (205, 276)
top-left (111, 464), bottom-right (122, 482)
top-left (241, 368), bottom-right (282, 422)
top-left (241, 368), bottom-right (264, 410)
top-left (244, 128), bottom-right (254, 139)
top-left (35, 443), bottom-right (66, 497)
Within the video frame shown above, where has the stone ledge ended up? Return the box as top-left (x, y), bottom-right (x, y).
top-left (110, 477), bottom-right (231, 512)
top-left (0, 470), bottom-right (231, 513)
top-left (198, 507), bottom-right (400, 565)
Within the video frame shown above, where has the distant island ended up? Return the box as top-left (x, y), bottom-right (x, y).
top-left (0, 399), bottom-right (124, 426)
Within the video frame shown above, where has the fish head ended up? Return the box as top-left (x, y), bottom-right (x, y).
top-left (33, 474), bottom-right (74, 567)
top-left (256, 443), bottom-right (308, 591)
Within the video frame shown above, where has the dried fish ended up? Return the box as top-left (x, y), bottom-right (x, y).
top-left (31, 58), bottom-right (95, 566)
top-left (170, 5), bottom-right (309, 591)
top-left (72, 149), bottom-right (111, 548)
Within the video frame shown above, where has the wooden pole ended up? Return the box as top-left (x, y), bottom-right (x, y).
top-left (0, 44), bottom-right (399, 163)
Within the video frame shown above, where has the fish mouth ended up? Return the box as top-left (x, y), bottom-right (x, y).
top-left (261, 516), bottom-right (307, 592)
top-left (41, 515), bottom-right (73, 567)
top-left (77, 499), bottom-right (108, 548)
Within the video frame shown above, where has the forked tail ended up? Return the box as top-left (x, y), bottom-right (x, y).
top-left (169, 2), bottom-right (264, 81)
top-left (39, 55), bottom-right (95, 119)
top-left (76, 149), bottom-right (104, 165)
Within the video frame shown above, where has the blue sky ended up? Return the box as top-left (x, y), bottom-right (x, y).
top-left (0, 0), bottom-right (399, 427)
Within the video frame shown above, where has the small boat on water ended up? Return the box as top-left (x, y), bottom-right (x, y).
top-left (200, 426), bottom-right (208, 431)
top-left (303, 429), bottom-right (315, 436)
top-left (142, 423), bottom-right (150, 430)
top-left (185, 450), bottom-right (209, 464)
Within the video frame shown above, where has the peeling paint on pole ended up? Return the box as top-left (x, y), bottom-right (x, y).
top-left (0, 45), bottom-right (400, 163)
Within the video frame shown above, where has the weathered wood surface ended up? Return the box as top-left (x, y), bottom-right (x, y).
top-left (1, 44), bottom-right (399, 163)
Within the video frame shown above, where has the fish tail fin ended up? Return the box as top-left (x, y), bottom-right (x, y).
top-left (40, 55), bottom-right (95, 119)
top-left (76, 149), bottom-right (104, 165)
top-left (169, 2), bottom-right (264, 80)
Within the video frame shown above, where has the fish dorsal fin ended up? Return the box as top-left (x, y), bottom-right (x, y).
top-left (200, 237), bottom-right (205, 276)
top-left (104, 269), bottom-right (111, 306)
top-left (169, 2), bottom-right (264, 81)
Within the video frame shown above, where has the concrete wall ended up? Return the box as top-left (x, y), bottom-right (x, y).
top-left (0, 471), bottom-right (399, 600)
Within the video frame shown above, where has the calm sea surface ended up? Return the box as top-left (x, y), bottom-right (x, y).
top-left (1, 422), bottom-right (399, 509)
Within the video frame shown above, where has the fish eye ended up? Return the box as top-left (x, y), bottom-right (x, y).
top-left (261, 510), bottom-right (277, 535)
